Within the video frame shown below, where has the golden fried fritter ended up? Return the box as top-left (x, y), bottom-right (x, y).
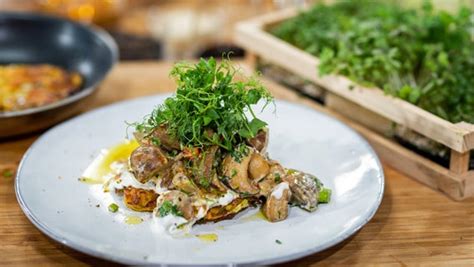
top-left (123, 186), bottom-right (158, 212)
top-left (202, 198), bottom-right (249, 222)
top-left (0, 64), bottom-right (82, 112)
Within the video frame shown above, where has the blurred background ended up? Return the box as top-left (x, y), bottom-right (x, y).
top-left (1, 0), bottom-right (472, 61)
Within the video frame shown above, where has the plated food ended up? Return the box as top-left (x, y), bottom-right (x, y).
top-left (16, 91), bottom-right (383, 265)
top-left (0, 64), bottom-right (82, 112)
top-left (82, 58), bottom-right (331, 235)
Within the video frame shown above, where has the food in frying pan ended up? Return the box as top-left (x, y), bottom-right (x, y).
top-left (0, 64), bottom-right (82, 112)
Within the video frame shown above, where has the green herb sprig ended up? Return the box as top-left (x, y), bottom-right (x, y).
top-left (134, 58), bottom-right (273, 151)
top-left (158, 200), bottom-right (184, 217)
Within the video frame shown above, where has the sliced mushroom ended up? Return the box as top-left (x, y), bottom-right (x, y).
top-left (157, 165), bottom-right (174, 189)
top-left (262, 182), bottom-right (291, 222)
top-left (257, 178), bottom-right (276, 198)
top-left (190, 145), bottom-right (220, 190)
top-left (257, 162), bottom-right (286, 196)
top-left (151, 125), bottom-right (181, 150)
top-left (246, 128), bottom-right (269, 153)
top-left (284, 170), bottom-right (319, 212)
top-left (211, 174), bottom-right (229, 192)
top-left (130, 145), bottom-right (168, 183)
top-left (171, 160), bottom-right (186, 176)
top-left (171, 173), bottom-right (200, 195)
top-left (248, 152), bottom-right (270, 182)
top-left (199, 145), bottom-right (218, 179)
top-left (156, 190), bottom-right (195, 220)
top-left (123, 186), bottom-right (158, 212)
top-left (154, 154), bottom-right (186, 190)
top-left (222, 149), bottom-right (259, 195)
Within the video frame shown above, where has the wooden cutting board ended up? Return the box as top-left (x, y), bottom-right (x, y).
top-left (0, 61), bottom-right (473, 266)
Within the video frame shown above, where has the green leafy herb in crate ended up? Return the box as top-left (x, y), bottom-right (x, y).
top-left (272, 0), bottom-right (474, 123)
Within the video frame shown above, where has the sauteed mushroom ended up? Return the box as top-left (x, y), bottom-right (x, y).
top-left (191, 146), bottom-right (219, 190)
top-left (248, 152), bottom-right (270, 182)
top-left (222, 150), bottom-right (259, 195)
top-left (284, 171), bottom-right (319, 212)
top-left (257, 162), bottom-right (286, 196)
top-left (151, 125), bottom-right (181, 150)
top-left (171, 173), bottom-right (200, 195)
top-left (262, 182), bottom-right (291, 222)
top-left (130, 145), bottom-right (168, 183)
top-left (247, 128), bottom-right (269, 153)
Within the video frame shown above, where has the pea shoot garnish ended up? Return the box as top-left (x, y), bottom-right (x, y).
top-left (133, 57), bottom-right (273, 152)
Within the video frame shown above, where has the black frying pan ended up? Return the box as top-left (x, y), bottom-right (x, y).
top-left (0, 12), bottom-right (118, 138)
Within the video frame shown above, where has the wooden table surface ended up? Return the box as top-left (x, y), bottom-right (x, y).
top-left (1, 62), bottom-right (473, 266)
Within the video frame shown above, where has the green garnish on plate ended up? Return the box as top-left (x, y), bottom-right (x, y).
top-left (108, 203), bottom-right (119, 213)
top-left (133, 57), bottom-right (273, 152)
top-left (159, 200), bottom-right (184, 217)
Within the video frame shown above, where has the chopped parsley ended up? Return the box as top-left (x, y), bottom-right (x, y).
top-left (275, 239), bottom-right (282, 245)
top-left (108, 203), bottom-right (119, 213)
top-left (274, 173), bottom-right (281, 183)
top-left (199, 176), bottom-right (211, 188)
top-left (151, 137), bottom-right (161, 146)
top-left (231, 143), bottom-right (250, 162)
top-left (158, 200), bottom-right (184, 217)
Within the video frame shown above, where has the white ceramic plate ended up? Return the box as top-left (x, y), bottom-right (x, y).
top-left (16, 94), bottom-right (384, 266)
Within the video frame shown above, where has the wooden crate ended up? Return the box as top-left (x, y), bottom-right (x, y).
top-left (234, 8), bottom-right (474, 200)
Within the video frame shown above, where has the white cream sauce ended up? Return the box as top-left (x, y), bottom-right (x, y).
top-left (108, 162), bottom-right (156, 192)
top-left (152, 214), bottom-right (189, 235)
top-left (216, 190), bottom-right (238, 207)
top-left (271, 182), bottom-right (289, 199)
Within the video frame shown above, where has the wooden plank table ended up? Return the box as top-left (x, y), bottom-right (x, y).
top-left (1, 62), bottom-right (473, 266)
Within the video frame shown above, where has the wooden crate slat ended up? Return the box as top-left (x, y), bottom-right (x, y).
top-left (352, 115), bottom-right (473, 201)
top-left (325, 93), bottom-right (392, 135)
top-left (450, 150), bottom-right (471, 174)
top-left (234, 10), bottom-right (474, 153)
